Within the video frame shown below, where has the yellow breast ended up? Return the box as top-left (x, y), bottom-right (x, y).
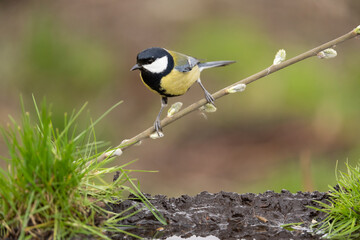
top-left (160, 65), bottom-right (200, 96)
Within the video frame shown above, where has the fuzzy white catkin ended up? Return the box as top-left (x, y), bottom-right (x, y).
top-left (273, 49), bottom-right (286, 65)
top-left (354, 25), bottom-right (360, 34)
top-left (199, 103), bottom-right (217, 113)
top-left (167, 102), bottom-right (183, 117)
top-left (150, 131), bottom-right (164, 139)
top-left (317, 48), bottom-right (337, 59)
top-left (227, 83), bottom-right (246, 93)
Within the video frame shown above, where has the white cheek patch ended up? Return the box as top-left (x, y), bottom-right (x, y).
top-left (143, 56), bottom-right (168, 73)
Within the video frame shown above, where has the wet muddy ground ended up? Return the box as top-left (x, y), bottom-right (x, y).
top-left (109, 190), bottom-right (329, 239)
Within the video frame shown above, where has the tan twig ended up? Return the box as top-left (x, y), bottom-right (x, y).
top-left (115, 25), bottom-right (359, 153)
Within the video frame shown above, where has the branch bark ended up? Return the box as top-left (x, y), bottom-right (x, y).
top-left (118, 26), bottom-right (359, 152)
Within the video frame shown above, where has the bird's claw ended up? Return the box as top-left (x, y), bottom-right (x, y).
top-left (154, 119), bottom-right (163, 137)
top-left (204, 91), bottom-right (215, 106)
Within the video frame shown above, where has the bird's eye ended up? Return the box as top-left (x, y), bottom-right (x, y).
top-left (147, 58), bottom-right (155, 64)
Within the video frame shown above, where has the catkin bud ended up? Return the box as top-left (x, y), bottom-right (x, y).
top-left (199, 103), bottom-right (217, 113)
top-left (227, 83), bottom-right (246, 94)
top-left (150, 131), bottom-right (164, 139)
top-left (104, 148), bottom-right (123, 158)
top-left (354, 25), bottom-right (360, 34)
top-left (273, 49), bottom-right (286, 65)
top-left (167, 102), bottom-right (183, 117)
top-left (317, 48), bottom-right (337, 59)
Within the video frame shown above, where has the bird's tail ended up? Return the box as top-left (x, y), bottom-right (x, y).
top-left (198, 60), bottom-right (235, 72)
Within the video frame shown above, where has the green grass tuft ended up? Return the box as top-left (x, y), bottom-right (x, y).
top-left (0, 97), bottom-right (165, 239)
top-left (311, 162), bottom-right (360, 239)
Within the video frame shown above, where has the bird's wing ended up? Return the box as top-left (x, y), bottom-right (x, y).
top-left (168, 50), bottom-right (200, 72)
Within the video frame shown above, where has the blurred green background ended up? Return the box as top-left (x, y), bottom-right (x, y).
top-left (0, 0), bottom-right (359, 196)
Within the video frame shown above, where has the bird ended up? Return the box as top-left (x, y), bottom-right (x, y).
top-left (130, 47), bottom-right (235, 136)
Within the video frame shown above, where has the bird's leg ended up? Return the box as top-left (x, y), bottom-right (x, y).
top-left (154, 96), bottom-right (168, 136)
top-left (197, 78), bottom-right (215, 105)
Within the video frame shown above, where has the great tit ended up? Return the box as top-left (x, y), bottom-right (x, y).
top-left (131, 47), bottom-right (235, 136)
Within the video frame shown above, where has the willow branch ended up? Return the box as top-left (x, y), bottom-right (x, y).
top-left (117, 26), bottom-right (359, 152)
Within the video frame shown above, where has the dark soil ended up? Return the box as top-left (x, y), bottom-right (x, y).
top-left (108, 190), bottom-right (329, 239)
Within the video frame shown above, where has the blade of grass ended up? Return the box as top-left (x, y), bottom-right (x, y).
top-left (19, 191), bottom-right (35, 239)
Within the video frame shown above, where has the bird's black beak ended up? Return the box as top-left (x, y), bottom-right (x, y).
top-left (130, 64), bottom-right (141, 71)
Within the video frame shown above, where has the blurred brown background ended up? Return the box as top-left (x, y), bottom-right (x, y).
top-left (0, 0), bottom-right (359, 196)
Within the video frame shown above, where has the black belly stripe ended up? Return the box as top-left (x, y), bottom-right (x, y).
top-left (141, 71), bottom-right (163, 94)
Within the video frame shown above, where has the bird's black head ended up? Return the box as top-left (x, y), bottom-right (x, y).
top-left (137, 47), bottom-right (167, 66)
top-left (130, 47), bottom-right (174, 75)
